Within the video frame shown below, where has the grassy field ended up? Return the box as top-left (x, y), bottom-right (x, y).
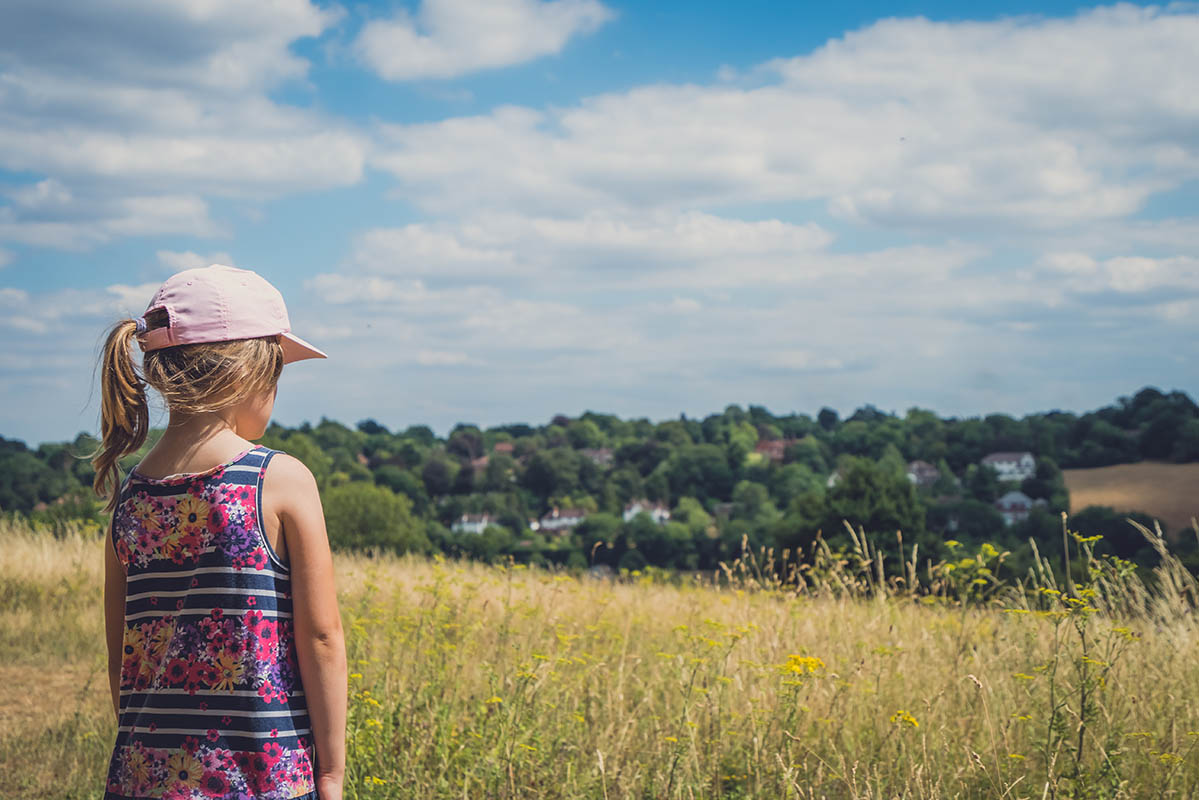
top-left (1065, 462), bottom-right (1199, 536)
top-left (2, 518), bottom-right (1198, 799)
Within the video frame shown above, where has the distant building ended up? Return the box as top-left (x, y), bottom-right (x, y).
top-left (622, 499), bottom-right (671, 524)
top-left (452, 513), bottom-right (494, 535)
top-left (492, 441), bottom-right (515, 455)
top-left (470, 455), bottom-right (490, 475)
top-left (906, 460), bottom-right (940, 488)
top-left (582, 448), bottom-right (614, 467)
top-left (994, 491), bottom-right (1034, 526)
top-left (754, 438), bottom-right (797, 463)
top-left (539, 506), bottom-right (588, 533)
top-left (981, 452), bottom-right (1036, 483)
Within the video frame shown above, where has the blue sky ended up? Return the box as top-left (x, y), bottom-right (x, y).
top-left (1, 0), bottom-right (1197, 445)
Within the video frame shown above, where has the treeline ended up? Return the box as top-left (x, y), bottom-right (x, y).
top-left (3, 387), bottom-right (1197, 575)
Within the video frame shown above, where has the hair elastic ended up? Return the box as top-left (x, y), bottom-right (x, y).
top-left (134, 317), bottom-right (147, 334)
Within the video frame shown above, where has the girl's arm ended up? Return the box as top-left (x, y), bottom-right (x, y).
top-left (265, 454), bottom-right (347, 799)
top-left (103, 519), bottom-right (126, 719)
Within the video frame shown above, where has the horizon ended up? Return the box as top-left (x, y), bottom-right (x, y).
top-left (10, 383), bottom-right (1192, 449)
top-left (1, 1), bottom-right (1197, 446)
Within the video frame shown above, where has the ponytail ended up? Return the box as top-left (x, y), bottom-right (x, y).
top-left (93, 319), bottom-right (149, 511)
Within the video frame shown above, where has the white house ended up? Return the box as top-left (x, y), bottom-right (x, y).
top-left (582, 448), bottom-right (614, 467)
top-left (994, 491), bottom-right (1034, 526)
top-left (981, 452), bottom-right (1036, 483)
top-left (539, 506), bottom-right (588, 532)
top-left (452, 513), bottom-right (494, 535)
top-left (905, 460), bottom-right (940, 488)
top-left (622, 499), bottom-right (671, 525)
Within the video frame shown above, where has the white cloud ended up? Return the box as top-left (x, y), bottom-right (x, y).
top-left (356, 0), bottom-right (613, 80)
top-left (0, 249), bottom-right (12, 269)
top-left (0, 189), bottom-right (218, 250)
top-left (1041, 252), bottom-right (1199, 294)
top-left (0, 0), bottom-right (336, 92)
top-left (762, 350), bottom-right (846, 373)
top-left (372, 6), bottom-right (1199, 230)
top-left (0, 287), bottom-right (29, 307)
top-left (0, 0), bottom-right (364, 252)
top-left (105, 282), bottom-right (162, 316)
top-left (338, 212), bottom-right (838, 287)
top-left (156, 250), bottom-right (236, 272)
top-left (415, 349), bottom-right (474, 366)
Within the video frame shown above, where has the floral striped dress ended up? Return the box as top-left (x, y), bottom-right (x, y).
top-left (105, 445), bottom-right (318, 800)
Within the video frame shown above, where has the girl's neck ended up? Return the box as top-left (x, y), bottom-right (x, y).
top-left (137, 413), bottom-right (253, 478)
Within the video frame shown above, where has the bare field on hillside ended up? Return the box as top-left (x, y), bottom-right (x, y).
top-left (1064, 461), bottom-right (1199, 535)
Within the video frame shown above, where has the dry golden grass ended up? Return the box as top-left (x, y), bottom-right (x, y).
top-left (2, 517), bottom-right (1197, 799)
top-left (1065, 462), bottom-right (1199, 536)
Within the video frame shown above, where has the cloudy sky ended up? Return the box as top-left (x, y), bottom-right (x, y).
top-left (1, 0), bottom-right (1197, 445)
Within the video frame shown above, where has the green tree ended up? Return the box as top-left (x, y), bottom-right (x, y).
top-left (567, 419), bottom-right (604, 449)
top-left (823, 456), bottom-right (927, 554)
top-left (373, 465), bottom-right (430, 515)
top-left (258, 431), bottom-right (333, 487)
top-left (322, 482), bottom-right (429, 553)
top-left (784, 437), bottom-right (828, 474)
top-left (665, 444), bottom-right (733, 503)
top-left (421, 455), bottom-right (457, 497)
top-left (521, 448), bottom-right (582, 500)
top-left (770, 463), bottom-right (823, 508)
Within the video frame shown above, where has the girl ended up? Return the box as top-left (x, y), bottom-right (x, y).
top-left (94, 264), bottom-right (347, 800)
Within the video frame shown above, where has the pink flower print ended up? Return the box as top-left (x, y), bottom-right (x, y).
top-left (270, 728), bottom-right (278, 738)
top-left (263, 741), bottom-right (283, 764)
top-left (257, 680), bottom-right (276, 704)
top-left (148, 721), bottom-right (157, 732)
top-left (183, 735), bottom-right (200, 752)
top-left (199, 770), bottom-right (230, 797)
top-left (243, 609), bottom-right (265, 636)
top-left (255, 620), bottom-right (279, 663)
top-left (206, 729), bottom-right (219, 742)
top-left (198, 701), bottom-right (208, 711)
top-left (221, 715), bottom-right (232, 725)
top-left (150, 597), bottom-right (158, 606)
top-left (201, 749), bottom-right (224, 772)
top-left (165, 658), bottom-right (189, 686)
top-left (278, 691), bottom-right (289, 705)
top-left (190, 577), bottom-right (199, 588)
top-left (246, 596), bottom-right (256, 606)
top-left (176, 598), bottom-right (185, 610)
top-left (211, 608), bottom-right (223, 619)
top-left (250, 548), bottom-right (268, 570)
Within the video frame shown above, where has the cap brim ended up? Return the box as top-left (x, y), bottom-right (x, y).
top-left (280, 331), bottom-right (327, 364)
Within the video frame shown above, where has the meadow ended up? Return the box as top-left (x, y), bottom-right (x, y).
top-left (1064, 462), bottom-right (1199, 537)
top-left (1, 517), bottom-right (1197, 799)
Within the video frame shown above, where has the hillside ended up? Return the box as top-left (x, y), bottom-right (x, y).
top-left (1065, 461), bottom-right (1199, 537)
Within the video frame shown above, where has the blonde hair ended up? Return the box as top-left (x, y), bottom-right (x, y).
top-left (92, 313), bottom-right (284, 510)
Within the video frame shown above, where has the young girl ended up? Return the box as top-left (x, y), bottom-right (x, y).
top-left (94, 264), bottom-right (347, 800)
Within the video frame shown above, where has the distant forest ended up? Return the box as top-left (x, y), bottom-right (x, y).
top-left (3, 386), bottom-right (1197, 576)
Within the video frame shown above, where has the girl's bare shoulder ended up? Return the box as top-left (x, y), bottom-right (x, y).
top-left (262, 452), bottom-right (322, 516)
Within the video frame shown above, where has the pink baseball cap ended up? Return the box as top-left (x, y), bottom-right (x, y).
top-left (137, 264), bottom-right (327, 364)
